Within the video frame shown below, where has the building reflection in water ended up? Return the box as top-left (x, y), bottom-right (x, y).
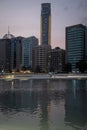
top-left (65, 79), bottom-right (87, 129)
top-left (37, 80), bottom-right (51, 130)
top-left (0, 79), bottom-right (66, 130)
top-left (0, 79), bottom-right (87, 130)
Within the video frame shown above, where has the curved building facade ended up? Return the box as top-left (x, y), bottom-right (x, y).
top-left (40, 3), bottom-right (51, 46)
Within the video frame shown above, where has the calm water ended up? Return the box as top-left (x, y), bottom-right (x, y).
top-left (0, 79), bottom-right (87, 130)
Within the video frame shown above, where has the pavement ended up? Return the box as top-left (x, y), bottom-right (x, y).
top-left (0, 73), bottom-right (87, 80)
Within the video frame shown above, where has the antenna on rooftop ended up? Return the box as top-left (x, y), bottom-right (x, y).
top-left (8, 26), bottom-right (10, 35)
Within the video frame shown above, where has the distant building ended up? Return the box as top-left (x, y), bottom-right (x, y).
top-left (3, 33), bottom-right (15, 39)
top-left (22, 36), bottom-right (38, 68)
top-left (48, 47), bottom-right (65, 72)
top-left (32, 45), bottom-right (51, 72)
top-left (66, 24), bottom-right (87, 71)
top-left (0, 39), bottom-right (11, 72)
top-left (0, 29), bottom-right (14, 72)
top-left (11, 37), bottom-right (23, 71)
top-left (34, 3), bottom-right (51, 72)
top-left (3, 27), bottom-right (15, 39)
top-left (85, 26), bottom-right (87, 60)
top-left (16, 37), bottom-right (23, 71)
top-left (40, 3), bottom-right (51, 45)
top-left (11, 38), bottom-right (17, 70)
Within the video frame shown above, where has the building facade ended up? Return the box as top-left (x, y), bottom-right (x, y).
top-left (48, 47), bottom-right (65, 72)
top-left (11, 38), bottom-right (17, 70)
top-left (22, 36), bottom-right (38, 68)
top-left (11, 37), bottom-right (23, 71)
top-left (0, 39), bottom-right (11, 72)
top-left (85, 26), bottom-right (87, 60)
top-left (66, 24), bottom-right (87, 71)
top-left (40, 3), bottom-right (51, 45)
top-left (32, 45), bottom-right (51, 72)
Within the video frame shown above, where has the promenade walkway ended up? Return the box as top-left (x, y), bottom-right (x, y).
top-left (0, 73), bottom-right (87, 80)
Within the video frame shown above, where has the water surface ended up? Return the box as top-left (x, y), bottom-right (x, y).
top-left (0, 79), bottom-right (87, 130)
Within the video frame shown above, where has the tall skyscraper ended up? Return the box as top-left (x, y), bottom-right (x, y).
top-left (40, 3), bottom-right (51, 45)
top-left (66, 24), bottom-right (87, 71)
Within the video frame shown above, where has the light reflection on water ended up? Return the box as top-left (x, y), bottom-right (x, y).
top-left (0, 79), bottom-right (87, 130)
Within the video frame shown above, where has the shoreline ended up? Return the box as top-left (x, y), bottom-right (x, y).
top-left (0, 73), bottom-right (87, 80)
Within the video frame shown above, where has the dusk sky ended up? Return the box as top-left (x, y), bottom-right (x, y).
top-left (0, 0), bottom-right (87, 49)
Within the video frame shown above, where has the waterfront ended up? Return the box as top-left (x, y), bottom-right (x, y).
top-left (1, 73), bottom-right (87, 80)
top-left (0, 79), bottom-right (87, 130)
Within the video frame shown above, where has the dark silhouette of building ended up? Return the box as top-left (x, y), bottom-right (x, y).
top-left (11, 37), bottom-right (23, 71)
top-left (0, 39), bottom-right (11, 72)
top-left (48, 47), bottom-right (65, 72)
top-left (32, 45), bottom-right (51, 72)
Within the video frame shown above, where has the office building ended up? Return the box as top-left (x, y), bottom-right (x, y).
top-left (0, 30), bottom-right (15, 72)
top-left (40, 3), bottom-right (51, 45)
top-left (22, 36), bottom-right (38, 68)
top-left (11, 37), bottom-right (23, 71)
top-left (32, 45), bottom-right (51, 72)
top-left (32, 3), bottom-right (52, 73)
top-left (66, 24), bottom-right (87, 71)
top-left (16, 37), bottom-right (23, 71)
top-left (49, 47), bottom-right (65, 72)
top-left (0, 39), bottom-right (11, 72)
top-left (85, 27), bottom-right (87, 60)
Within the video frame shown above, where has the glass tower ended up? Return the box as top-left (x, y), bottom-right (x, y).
top-left (66, 24), bottom-right (86, 71)
top-left (22, 36), bottom-right (38, 68)
top-left (40, 3), bottom-right (51, 46)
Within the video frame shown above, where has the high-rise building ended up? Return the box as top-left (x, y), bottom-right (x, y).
top-left (85, 26), bottom-right (87, 60)
top-left (16, 37), bottom-right (23, 71)
top-left (49, 47), bottom-right (65, 72)
top-left (0, 39), bottom-right (11, 72)
top-left (11, 37), bottom-right (23, 71)
top-left (32, 45), bottom-right (51, 72)
top-left (0, 29), bottom-right (16, 72)
top-left (11, 38), bottom-right (17, 70)
top-left (32, 3), bottom-right (51, 72)
top-left (22, 36), bottom-right (38, 68)
top-left (40, 3), bottom-right (51, 45)
top-left (66, 24), bottom-right (87, 71)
